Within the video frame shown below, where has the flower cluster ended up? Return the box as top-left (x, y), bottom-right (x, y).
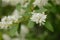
top-left (2, 0), bottom-right (30, 7)
top-left (33, 0), bottom-right (48, 7)
top-left (0, 9), bottom-right (22, 29)
top-left (30, 12), bottom-right (47, 26)
top-left (2, 0), bottom-right (20, 6)
top-left (1, 0), bottom-right (48, 29)
top-left (2, 0), bottom-right (48, 7)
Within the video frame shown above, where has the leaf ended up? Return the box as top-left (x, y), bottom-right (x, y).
top-left (2, 5), bottom-right (15, 16)
top-left (45, 21), bottom-right (54, 32)
top-left (16, 4), bottom-right (21, 11)
top-left (20, 12), bottom-right (32, 23)
top-left (26, 0), bottom-right (34, 12)
top-left (0, 0), bottom-right (2, 18)
top-left (34, 7), bottom-right (47, 13)
top-left (0, 32), bottom-right (2, 40)
top-left (8, 23), bottom-right (19, 37)
top-left (27, 20), bottom-right (35, 28)
top-left (18, 23), bottom-right (21, 34)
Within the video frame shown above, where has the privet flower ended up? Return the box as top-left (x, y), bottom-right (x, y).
top-left (0, 16), bottom-right (13, 29)
top-left (33, 0), bottom-right (48, 7)
top-left (30, 12), bottom-right (47, 26)
top-left (0, 9), bottom-right (22, 29)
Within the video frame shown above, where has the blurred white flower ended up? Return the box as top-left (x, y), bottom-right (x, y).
top-left (12, 9), bottom-right (22, 23)
top-left (33, 0), bottom-right (48, 7)
top-left (9, 0), bottom-right (20, 6)
top-left (1, 16), bottom-right (7, 22)
top-left (20, 0), bottom-right (31, 8)
top-left (56, 0), bottom-right (60, 4)
top-left (1, 16), bottom-right (13, 24)
top-left (2, 34), bottom-right (11, 40)
top-left (0, 16), bottom-right (13, 29)
top-left (20, 0), bottom-right (28, 5)
top-left (23, 2), bottom-right (29, 8)
top-left (2, 0), bottom-right (20, 6)
top-left (52, 0), bottom-right (60, 5)
top-left (0, 22), bottom-right (8, 29)
top-left (2, 0), bottom-right (10, 6)
top-left (20, 9), bottom-right (26, 15)
top-left (2, 0), bottom-right (30, 6)
top-left (0, 9), bottom-right (22, 29)
top-left (30, 12), bottom-right (47, 26)
top-left (31, 13), bottom-right (40, 24)
top-left (20, 24), bottom-right (29, 40)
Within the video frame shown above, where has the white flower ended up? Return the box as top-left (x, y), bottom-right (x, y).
top-left (2, 34), bottom-right (11, 40)
top-left (55, 0), bottom-right (60, 4)
top-left (2, 0), bottom-right (30, 6)
top-left (33, 0), bottom-right (48, 7)
top-left (2, 0), bottom-right (20, 6)
top-left (30, 12), bottom-right (47, 26)
top-left (20, 24), bottom-right (29, 40)
top-left (52, 0), bottom-right (60, 5)
top-left (0, 22), bottom-right (9, 29)
top-left (20, 0), bottom-right (27, 5)
top-left (12, 9), bottom-right (22, 23)
top-left (0, 16), bottom-right (13, 29)
top-left (31, 13), bottom-right (41, 24)
top-left (23, 2), bottom-right (29, 8)
top-left (0, 9), bottom-right (22, 29)
top-left (39, 12), bottom-right (47, 25)
top-left (2, 0), bottom-right (10, 6)
top-left (1, 16), bottom-right (7, 22)
top-left (20, 9), bottom-right (26, 15)
top-left (9, 0), bottom-right (20, 6)
top-left (1, 16), bottom-right (13, 24)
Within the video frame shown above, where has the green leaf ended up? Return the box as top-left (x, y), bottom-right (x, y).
top-left (16, 4), bottom-right (21, 11)
top-left (8, 23), bottom-right (19, 37)
top-left (34, 7), bottom-right (47, 13)
top-left (26, 0), bottom-right (34, 12)
top-left (39, 7), bottom-right (47, 13)
top-left (45, 21), bottom-right (54, 32)
top-left (0, 32), bottom-right (2, 40)
top-left (20, 12), bottom-right (32, 23)
top-left (27, 20), bottom-right (35, 28)
top-left (2, 5), bottom-right (15, 18)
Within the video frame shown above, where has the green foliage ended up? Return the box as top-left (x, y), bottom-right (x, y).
top-left (34, 7), bottom-right (47, 13)
top-left (27, 20), bottom-right (35, 28)
top-left (26, 0), bottom-right (34, 12)
top-left (45, 21), bottom-right (54, 32)
top-left (0, 0), bottom-right (60, 40)
top-left (0, 32), bottom-right (2, 40)
top-left (2, 5), bottom-right (15, 15)
top-left (16, 4), bottom-right (21, 11)
top-left (8, 23), bottom-right (19, 37)
top-left (20, 12), bottom-right (32, 25)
